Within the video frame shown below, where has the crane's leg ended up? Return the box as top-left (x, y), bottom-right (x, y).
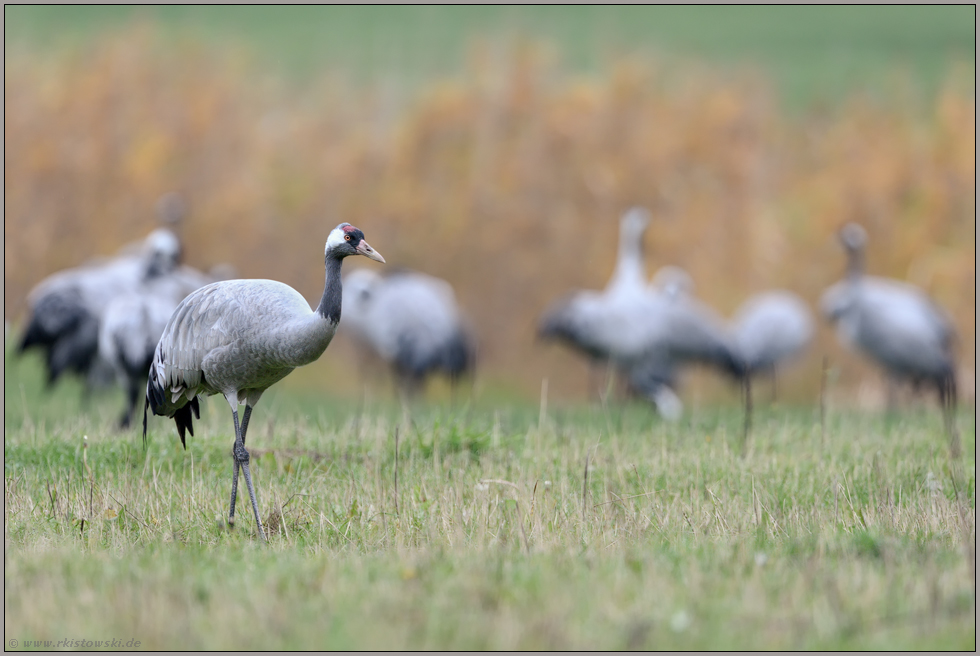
top-left (228, 410), bottom-right (242, 528)
top-left (228, 406), bottom-right (265, 541)
top-left (939, 373), bottom-right (960, 459)
top-left (741, 376), bottom-right (753, 457)
top-left (240, 405), bottom-right (253, 443)
top-left (599, 361), bottom-right (617, 407)
top-left (228, 405), bottom-right (253, 527)
top-left (118, 375), bottom-right (139, 429)
top-left (228, 459), bottom-right (240, 527)
top-left (239, 449), bottom-right (265, 542)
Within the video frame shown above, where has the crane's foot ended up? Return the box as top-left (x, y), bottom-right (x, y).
top-left (228, 451), bottom-right (242, 528)
top-left (233, 442), bottom-right (266, 542)
top-left (242, 461), bottom-right (266, 542)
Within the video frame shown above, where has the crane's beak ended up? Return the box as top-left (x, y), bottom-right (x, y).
top-left (357, 239), bottom-right (385, 263)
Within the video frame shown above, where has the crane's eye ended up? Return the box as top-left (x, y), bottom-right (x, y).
top-left (344, 234), bottom-right (351, 241)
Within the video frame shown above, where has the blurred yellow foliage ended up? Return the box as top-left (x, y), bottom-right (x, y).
top-left (4, 28), bottom-right (975, 404)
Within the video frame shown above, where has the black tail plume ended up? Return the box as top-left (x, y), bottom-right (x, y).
top-left (173, 397), bottom-right (200, 449)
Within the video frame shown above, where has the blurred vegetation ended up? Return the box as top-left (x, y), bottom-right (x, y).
top-left (3, 23), bottom-right (976, 405)
top-left (4, 5), bottom-right (975, 110)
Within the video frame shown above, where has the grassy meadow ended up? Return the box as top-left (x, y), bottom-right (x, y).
top-left (4, 342), bottom-right (976, 650)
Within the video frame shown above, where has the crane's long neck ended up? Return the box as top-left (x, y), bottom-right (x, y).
top-left (846, 246), bottom-right (864, 282)
top-left (315, 253), bottom-right (345, 324)
top-left (607, 225), bottom-right (646, 293)
top-left (273, 254), bottom-right (345, 369)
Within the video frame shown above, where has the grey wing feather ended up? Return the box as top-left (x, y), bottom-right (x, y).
top-left (730, 291), bottom-right (814, 371)
top-left (154, 282), bottom-right (237, 403)
top-left (651, 297), bottom-right (745, 377)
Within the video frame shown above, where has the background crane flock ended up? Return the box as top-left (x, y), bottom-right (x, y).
top-left (15, 195), bottom-right (960, 434)
top-left (13, 181), bottom-right (964, 543)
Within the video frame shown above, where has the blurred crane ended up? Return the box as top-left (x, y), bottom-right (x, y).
top-left (541, 279), bottom-right (744, 418)
top-left (623, 265), bottom-right (700, 418)
top-left (99, 263), bottom-right (233, 428)
top-left (539, 215), bottom-right (745, 420)
top-left (636, 266), bottom-right (747, 419)
top-left (820, 222), bottom-right (959, 452)
top-left (730, 289), bottom-right (814, 441)
top-left (341, 267), bottom-right (475, 396)
top-left (539, 207), bottom-right (652, 401)
top-left (731, 291), bottom-right (813, 378)
top-left (144, 223), bottom-right (385, 541)
top-left (18, 228), bottom-right (183, 388)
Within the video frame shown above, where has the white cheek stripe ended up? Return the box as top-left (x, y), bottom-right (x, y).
top-left (325, 228), bottom-right (346, 254)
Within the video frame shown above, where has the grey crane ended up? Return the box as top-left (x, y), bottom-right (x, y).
top-left (99, 263), bottom-right (226, 428)
top-left (731, 290), bottom-right (814, 377)
top-left (340, 267), bottom-right (475, 396)
top-left (540, 261), bottom-right (744, 420)
top-left (18, 228), bottom-right (183, 387)
top-left (143, 223), bottom-right (385, 541)
top-left (538, 207), bottom-right (653, 401)
top-left (623, 265), bottom-right (699, 418)
top-left (592, 206), bottom-right (654, 401)
top-left (632, 267), bottom-right (746, 419)
top-left (820, 223), bottom-right (958, 444)
top-left (730, 289), bottom-right (814, 442)
top-left (541, 284), bottom-right (744, 416)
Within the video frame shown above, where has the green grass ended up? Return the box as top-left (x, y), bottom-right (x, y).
top-left (4, 5), bottom-right (975, 110)
top-left (3, 342), bottom-right (975, 649)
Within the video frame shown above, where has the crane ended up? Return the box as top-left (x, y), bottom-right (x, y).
top-left (99, 264), bottom-right (226, 428)
top-left (820, 222), bottom-right (958, 449)
top-left (538, 207), bottom-right (653, 401)
top-left (143, 223), bottom-right (385, 541)
top-left (18, 228), bottom-right (183, 387)
top-left (540, 271), bottom-right (743, 420)
top-left (730, 289), bottom-right (814, 443)
top-left (340, 267), bottom-right (475, 396)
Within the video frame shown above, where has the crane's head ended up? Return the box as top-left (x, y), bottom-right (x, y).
top-left (143, 228), bottom-right (183, 279)
top-left (621, 206), bottom-right (651, 238)
top-left (650, 265), bottom-right (694, 300)
top-left (838, 223), bottom-right (867, 254)
top-left (326, 223), bottom-right (385, 263)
